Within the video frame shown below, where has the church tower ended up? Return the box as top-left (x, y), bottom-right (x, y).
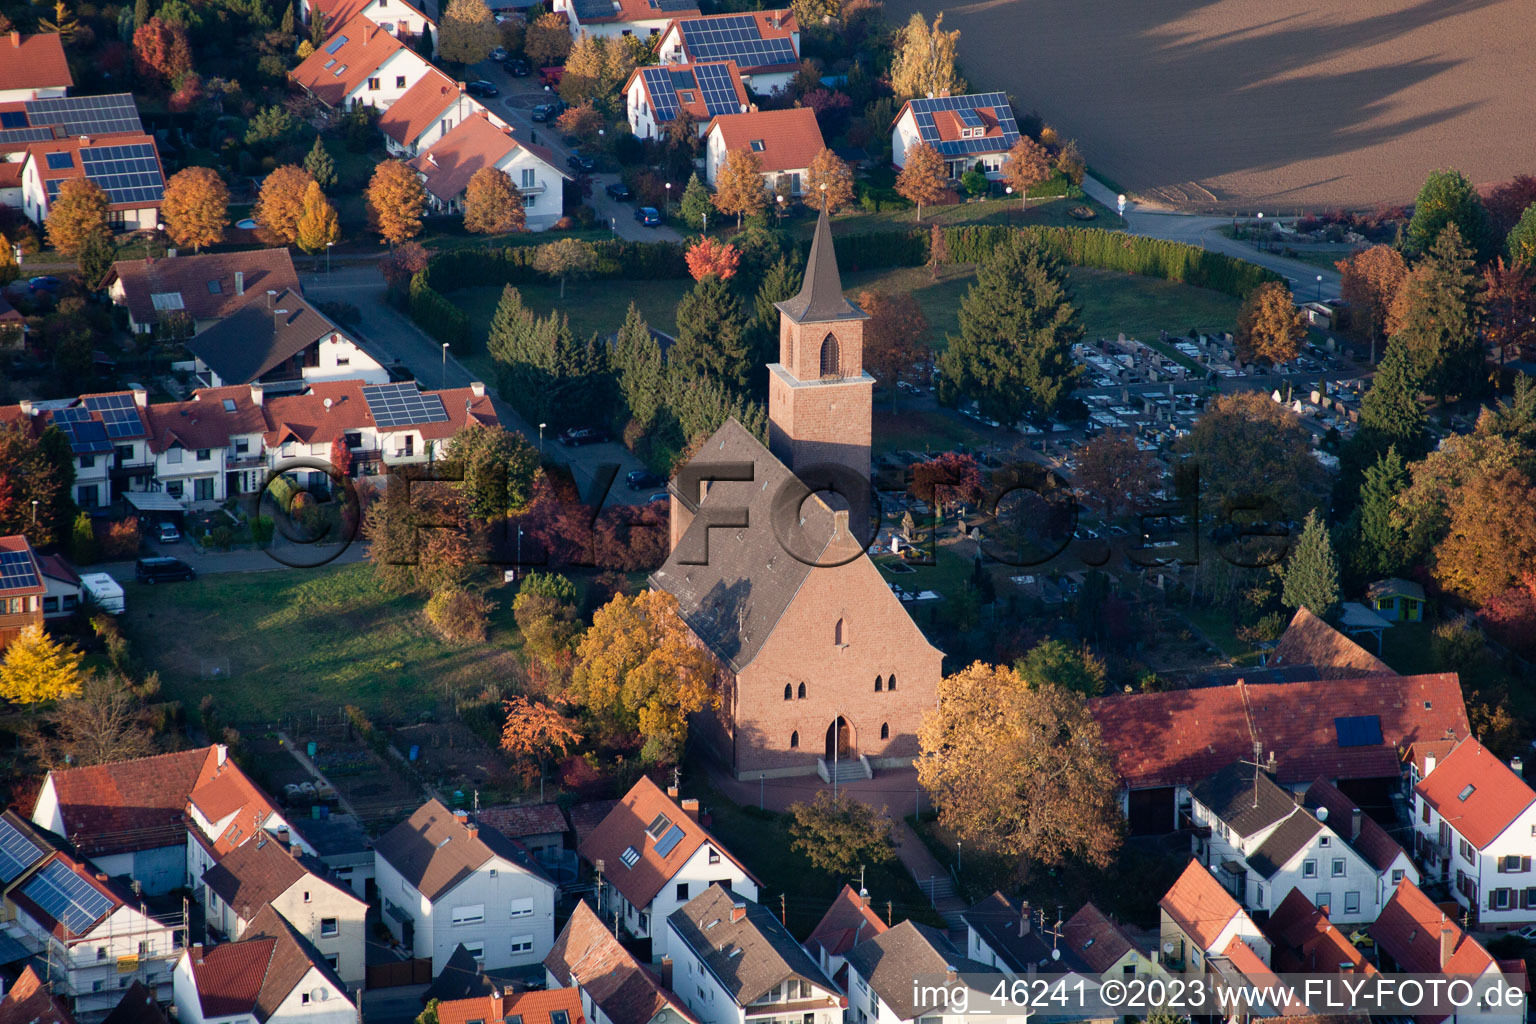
top-left (768, 207), bottom-right (874, 495)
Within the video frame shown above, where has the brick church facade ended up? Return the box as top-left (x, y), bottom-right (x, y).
top-left (651, 211), bottom-right (944, 780)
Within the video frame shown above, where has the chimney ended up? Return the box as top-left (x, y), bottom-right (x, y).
top-left (945, 964), bottom-right (958, 984)
top-left (489, 990), bottom-right (504, 1023)
top-left (191, 945), bottom-right (204, 965)
top-left (1350, 807), bottom-right (1362, 841)
top-left (659, 956), bottom-right (673, 989)
top-left (235, 271), bottom-right (245, 295)
top-left (96, 872), bottom-right (108, 882)
top-left (132, 387), bottom-right (148, 408)
top-left (667, 785), bottom-right (680, 799)
top-left (10, 31), bottom-right (20, 47)
top-left (470, 381), bottom-right (485, 397)
top-left (267, 289), bottom-right (277, 308)
top-left (1513, 756), bottom-right (1525, 777)
top-left (1425, 754), bottom-right (1438, 776)
top-left (466, 824), bottom-right (479, 840)
top-left (277, 827), bottom-right (290, 845)
top-left (18, 399), bottom-right (34, 416)
top-left (681, 798), bottom-right (700, 822)
top-left (1439, 915), bottom-right (1455, 969)
top-left (249, 383), bottom-right (264, 407)
top-left (454, 809), bottom-right (469, 824)
top-left (748, 102), bottom-right (758, 114)
top-left (859, 887), bottom-right (869, 907)
top-left (216, 744), bottom-right (228, 766)
top-left (290, 842), bottom-right (302, 859)
top-left (730, 902), bottom-right (746, 924)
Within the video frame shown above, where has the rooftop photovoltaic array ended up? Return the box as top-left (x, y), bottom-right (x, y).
top-left (27, 94), bottom-right (144, 136)
top-left (51, 407), bottom-right (113, 455)
top-left (691, 63), bottom-right (744, 115)
top-left (84, 393), bottom-right (148, 438)
top-left (909, 92), bottom-right (1019, 156)
top-left (1334, 714), bottom-right (1384, 748)
top-left (640, 68), bottom-right (681, 123)
top-left (0, 551), bottom-right (41, 592)
top-left (652, 824), bottom-right (686, 857)
top-left (74, 143), bottom-right (166, 206)
top-left (0, 819), bottom-right (45, 884)
top-left (22, 861), bottom-right (114, 936)
top-left (678, 16), bottom-right (796, 68)
top-left (361, 382), bottom-right (449, 428)
top-left (642, 63), bottom-right (742, 122)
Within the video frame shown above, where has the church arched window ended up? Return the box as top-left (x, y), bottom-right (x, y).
top-left (834, 617), bottom-right (845, 645)
top-left (888, 672), bottom-right (896, 690)
top-left (819, 333), bottom-right (840, 377)
top-left (784, 684), bottom-right (792, 700)
top-left (797, 682), bottom-right (806, 699)
top-left (880, 722), bottom-right (890, 740)
top-left (875, 675), bottom-right (883, 692)
top-left (790, 731), bottom-right (799, 748)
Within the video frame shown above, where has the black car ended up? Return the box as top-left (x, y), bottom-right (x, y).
top-left (135, 556), bottom-right (196, 584)
top-left (465, 80), bottom-right (499, 98)
top-left (507, 59), bottom-right (530, 76)
top-left (530, 102), bottom-right (564, 122)
top-left (626, 469), bottom-right (663, 490)
top-left (566, 151), bottom-right (596, 173)
top-left (558, 427), bottom-right (607, 446)
top-left (604, 181), bottom-right (633, 201)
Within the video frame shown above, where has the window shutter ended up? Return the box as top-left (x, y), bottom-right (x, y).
top-left (1524, 857), bottom-right (1532, 872)
top-left (1488, 891), bottom-right (1497, 911)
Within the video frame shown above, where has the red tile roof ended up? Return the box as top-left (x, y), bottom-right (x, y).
top-left (0, 33), bottom-right (73, 95)
top-left (101, 249), bottom-right (299, 324)
top-left (1159, 860), bottom-right (1243, 951)
top-left (930, 105), bottom-right (1006, 144)
top-left (144, 386), bottom-right (269, 455)
top-left (0, 162), bottom-right (24, 190)
top-left (667, 11), bottom-right (797, 71)
top-left (0, 535), bottom-right (46, 597)
top-left (544, 902), bottom-right (700, 1024)
top-left (1415, 737), bottom-right (1535, 849)
top-left (1270, 607), bottom-right (1396, 679)
top-left (40, 746), bottom-right (217, 856)
top-left (1089, 674), bottom-right (1469, 790)
top-left (438, 988), bottom-right (585, 1024)
top-left (579, 777), bottom-right (755, 910)
top-left (202, 834), bottom-right (359, 921)
top-left (188, 905), bottom-right (349, 1022)
top-left (1264, 889), bottom-right (1374, 975)
top-left (585, 0), bottom-right (699, 23)
top-left (0, 966), bottom-right (75, 1024)
top-left (36, 553), bottom-right (80, 586)
top-left (379, 68), bottom-right (462, 149)
top-left (262, 380), bottom-right (499, 447)
top-left (190, 755), bottom-right (284, 855)
top-left (27, 133), bottom-right (164, 210)
top-left (1303, 778), bottom-right (1409, 873)
top-left (1220, 936), bottom-right (1275, 981)
top-left (706, 107), bottom-right (824, 174)
top-left (624, 61), bottom-right (747, 125)
top-left (410, 113), bottom-right (519, 202)
top-left (805, 884), bottom-right (888, 960)
top-left (290, 16), bottom-right (407, 107)
top-left (1061, 902), bottom-right (1138, 975)
top-left (1368, 879), bottom-right (1493, 978)
top-left (310, 0), bottom-right (432, 36)
top-left (476, 802), bottom-right (568, 839)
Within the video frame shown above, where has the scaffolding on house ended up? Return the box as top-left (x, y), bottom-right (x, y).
top-left (42, 898), bottom-right (190, 1018)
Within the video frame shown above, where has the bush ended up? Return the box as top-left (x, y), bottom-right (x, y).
top-left (425, 588), bottom-right (494, 643)
top-left (251, 516), bottom-right (275, 546)
top-left (100, 518), bottom-right (141, 560)
top-left (208, 526), bottom-right (234, 550)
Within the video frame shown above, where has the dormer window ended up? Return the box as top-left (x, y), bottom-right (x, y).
top-left (679, 91), bottom-right (696, 103)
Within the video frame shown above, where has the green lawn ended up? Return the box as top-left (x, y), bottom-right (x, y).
top-left (814, 193), bottom-right (1112, 238)
top-left (120, 563), bottom-right (526, 724)
top-left (454, 278), bottom-right (694, 346)
top-left (870, 408), bottom-right (988, 461)
top-left (1378, 620), bottom-right (1440, 676)
top-left (1182, 605), bottom-right (1261, 664)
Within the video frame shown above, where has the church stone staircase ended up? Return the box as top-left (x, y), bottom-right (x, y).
top-left (817, 755), bottom-right (873, 784)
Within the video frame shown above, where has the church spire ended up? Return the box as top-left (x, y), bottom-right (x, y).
top-left (774, 205), bottom-right (867, 324)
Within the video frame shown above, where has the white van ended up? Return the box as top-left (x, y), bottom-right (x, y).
top-left (80, 573), bottom-right (125, 614)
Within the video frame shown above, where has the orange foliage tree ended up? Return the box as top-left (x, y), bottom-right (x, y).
top-left (684, 236), bottom-right (740, 281)
top-left (896, 141), bottom-right (947, 221)
top-left (499, 695), bottom-right (582, 794)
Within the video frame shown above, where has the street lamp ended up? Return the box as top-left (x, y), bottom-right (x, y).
top-left (538, 422), bottom-right (546, 456)
top-left (441, 342), bottom-right (449, 389)
top-left (516, 525), bottom-right (523, 571)
top-left (1316, 274), bottom-right (1323, 301)
top-left (326, 241), bottom-right (334, 274)
top-left (30, 499), bottom-right (38, 525)
top-left (1005, 185), bottom-right (1013, 223)
top-left (1255, 211), bottom-right (1264, 251)
top-left (663, 181), bottom-right (671, 218)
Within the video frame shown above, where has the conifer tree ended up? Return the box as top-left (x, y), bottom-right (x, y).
top-left (1282, 510), bottom-right (1341, 621)
top-left (679, 173), bottom-right (712, 231)
top-left (1404, 169), bottom-right (1495, 260)
top-left (753, 254), bottom-right (802, 329)
top-left (1357, 338), bottom-right (1427, 457)
top-left (1389, 224), bottom-right (1485, 403)
top-left (671, 275), bottom-right (750, 387)
top-left (1354, 446), bottom-right (1409, 580)
top-left (304, 135), bottom-right (337, 188)
top-left (613, 303), bottom-right (665, 430)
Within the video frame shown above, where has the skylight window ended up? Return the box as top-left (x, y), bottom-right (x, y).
top-left (207, 280), bottom-right (222, 293)
top-left (325, 34), bottom-right (349, 53)
top-left (1458, 784), bottom-right (1475, 801)
top-left (645, 813), bottom-right (672, 840)
top-left (45, 151), bottom-right (75, 170)
top-left (750, 140), bottom-right (765, 152)
top-left (620, 845), bottom-right (640, 868)
top-left (437, 836), bottom-right (453, 848)
top-left (333, 65), bottom-right (348, 76)
top-left (222, 399), bottom-right (236, 412)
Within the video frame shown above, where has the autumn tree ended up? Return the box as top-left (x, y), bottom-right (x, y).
top-left (45, 179), bottom-right (110, 257)
top-left (0, 426), bottom-right (69, 546)
top-left (1002, 136), bottom-right (1051, 210)
top-left (1482, 258), bottom-right (1536, 364)
top-left (1176, 391), bottom-right (1327, 520)
top-left (253, 164), bottom-right (315, 246)
top-left (1433, 468), bottom-right (1536, 605)
top-left (133, 17), bottom-right (192, 87)
top-left (513, 573), bottom-right (582, 677)
top-left (31, 671), bottom-right (157, 768)
top-left (559, 32), bottom-right (604, 105)
top-left (896, 142), bottom-right (947, 221)
top-left (916, 664), bottom-right (1121, 870)
top-left (787, 792), bottom-right (894, 874)
top-left (712, 148), bottom-right (767, 228)
top-left (500, 695), bottom-right (581, 796)
top-left (804, 148), bottom-right (854, 214)
top-left (889, 12), bottom-right (964, 100)
top-left (159, 167), bottom-right (227, 252)
top-left (1387, 224), bottom-right (1484, 403)
top-left (77, 230), bottom-right (116, 287)
top-left (294, 180), bottom-right (340, 256)
top-left (1336, 244), bottom-right (1407, 361)
top-left (463, 167), bottom-right (526, 234)
top-left (684, 236), bottom-right (740, 281)
top-left (909, 451), bottom-right (983, 514)
top-left (1282, 510), bottom-right (1341, 620)
top-left (1507, 203), bottom-right (1536, 267)
top-left (531, 237), bottom-right (597, 299)
top-left (859, 290), bottom-right (929, 397)
top-left (1234, 281), bottom-right (1306, 365)
top-left (366, 159), bottom-right (427, 245)
top-left (304, 135), bottom-right (337, 188)
top-left (1014, 638), bottom-right (1107, 697)
top-left (0, 625), bottom-right (84, 704)
top-left (523, 12), bottom-right (571, 67)
top-left (671, 274), bottom-right (749, 386)
top-left (442, 421), bottom-right (540, 519)
top-left (555, 101), bottom-right (602, 146)
top-left (1404, 168), bottom-right (1495, 261)
top-left (938, 232), bottom-right (1083, 422)
top-left (1074, 431), bottom-right (1160, 519)
top-left (438, 0), bottom-right (499, 64)
top-left (1056, 139), bottom-right (1086, 186)
top-left (567, 590), bottom-right (720, 763)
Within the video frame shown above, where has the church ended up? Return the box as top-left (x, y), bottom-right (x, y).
top-left (650, 210), bottom-right (944, 780)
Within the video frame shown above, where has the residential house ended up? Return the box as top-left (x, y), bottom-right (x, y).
top-left (553, 0), bottom-right (699, 39)
top-left (32, 390), bottom-right (157, 512)
top-left (292, 814), bottom-right (375, 902)
top-left (201, 832), bottom-right (368, 988)
top-left (1266, 606), bottom-right (1396, 679)
top-left (890, 93), bottom-right (1021, 180)
top-left (409, 113), bottom-right (568, 231)
top-left (373, 800), bottom-right (557, 971)
top-left (184, 744), bottom-right (312, 883)
top-left (1303, 777), bottom-right (1418, 907)
top-left (961, 892), bottom-right (1091, 980)
top-left (7, 846), bottom-right (181, 1014)
top-left (1089, 673), bottom-right (1470, 834)
top-left (578, 778), bottom-right (757, 959)
top-left (101, 983), bottom-right (169, 1024)
top-left (667, 885), bottom-right (842, 1024)
top-left (1158, 859), bottom-right (1270, 975)
top-left (0, 32), bottom-right (73, 102)
top-left (657, 12), bottom-right (799, 93)
top-left (300, 0), bottom-right (436, 51)
top-left (544, 901), bottom-right (700, 1024)
top-left (0, 966), bottom-right (75, 1024)
top-left (1262, 888), bottom-right (1375, 974)
top-left (0, 535), bottom-right (45, 650)
top-left (802, 885), bottom-right (885, 986)
top-left (476, 804), bottom-right (568, 865)
top-left (20, 133), bottom-right (164, 229)
top-left (289, 17), bottom-right (435, 111)
top-left (435, 987), bottom-right (585, 1024)
top-left (1369, 879), bottom-right (1524, 1024)
top-left (1188, 761), bottom-right (1390, 923)
top-left (143, 386), bottom-right (273, 507)
top-left (185, 290), bottom-right (388, 391)
top-left (1412, 737), bottom-right (1536, 927)
top-left (703, 108), bottom-right (823, 197)
top-left (1367, 578), bottom-right (1426, 622)
top-left (653, 212), bottom-right (943, 782)
top-left (842, 920), bottom-right (989, 1024)
top-left (101, 249), bottom-right (301, 336)
top-left (1061, 902), bottom-right (1164, 983)
top-left (380, 70), bottom-right (509, 157)
top-left (1, 94), bottom-right (145, 213)
top-left (172, 905), bottom-right (357, 1024)
top-left (424, 944), bottom-right (494, 1004)
top-left (37, 553), bottom-right (83, 619)
top-left (624, 61), bottom-right (747, 140)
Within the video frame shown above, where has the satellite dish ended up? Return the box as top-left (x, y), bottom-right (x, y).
top-left (1317, 807), bottom-right (1329, 822)
top-left (1051, 949), bottom-right (1061, 961)
top-left (324, 398), bottom-right (333, 409)
top-left (1163, 942), bottom-right (1174, 954)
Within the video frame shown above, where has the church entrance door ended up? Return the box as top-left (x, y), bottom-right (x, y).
top-left (824, 717), bottom-right (855, 760)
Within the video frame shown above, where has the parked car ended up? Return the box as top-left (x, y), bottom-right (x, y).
top-left (156, 521), bottom-right (181, 543)
top-left (626, 469), bottom-right (663, 490)
top-left (558, 427), bottom-right (607, 446)
top-left (604, 181), bottom-right (633, 201)
top-left (28, 276), bottom-right (60, 293)
top-left (135, 557), bottom-right (196, 584)
top-left (647, 492), bottom-right (669, 505)
top-left (530, 102), bottom-right (564, 122)
top-left (465, 80), bottom-right (499, 98)
top-left (489, 46), bottom-right (508, 62)
top-left (566, 150), bottom-right (596, 172)
top-left (634, 206), bottom-right (661, 226)
top-left (506, 58), bottom-right (530, 76)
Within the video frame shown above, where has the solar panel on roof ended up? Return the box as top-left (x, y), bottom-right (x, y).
top-left (692, 62), bottom-right (743, 115)
top-left (570, 0), bottom-right (614, 20)
top-left (956, 108), bottom-right (983, 129)
top-left (652, 824), bottom-right (686, 857)
top-left (325, 34), bottom-right (349, 53)
top-left (0, 111), bottom-right (26, 129)
top-left (641, 66), bottom-right (680, 123)
top-left (361, 382), bottom-right (449, 428)
top-left (0, 819), bottom-right (44, 884)
top-left (1334, 715), bottom-right (1383, 748)
top-left (84, 394), bottom-right (147, 438)
top-left (24, 94), bottom-right (143, 137)
top-left (0, 551), bottom-right (40, 592)
top-left (679, 16), bottom-right (796, 67)
top-left (58, 142), bottom-right (166, 207)
top-left (52, 410), bottom-right (112, 455)
top-left (23, 861), bottom-right (114, 936)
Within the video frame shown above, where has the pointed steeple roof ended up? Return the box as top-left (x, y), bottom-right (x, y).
top-left (775, 205), bottom-right (866, 324)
